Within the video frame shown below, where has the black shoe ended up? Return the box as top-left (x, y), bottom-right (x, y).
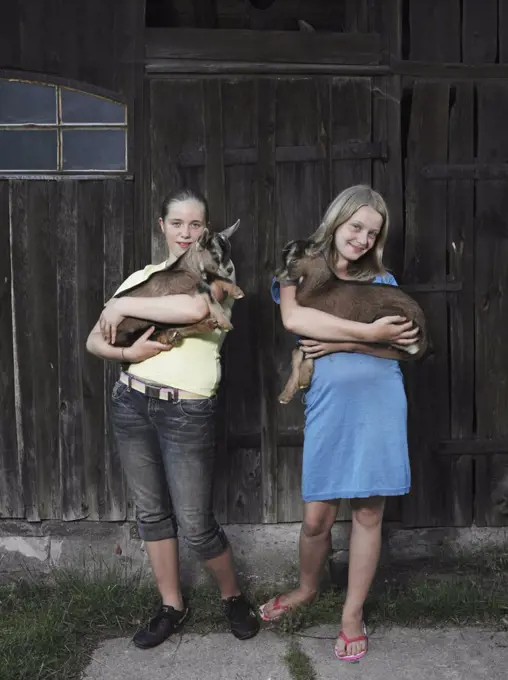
top-left (222, 594), bottom-right (260, 640)
top-left (132, 604), bottom-right (189, 649)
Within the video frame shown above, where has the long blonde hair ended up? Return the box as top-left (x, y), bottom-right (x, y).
top-left (308, 185), bottom-right (389, 281)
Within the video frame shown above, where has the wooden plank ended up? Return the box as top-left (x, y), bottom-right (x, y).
top-left (277, 446), bottom-right (303, 522)
top-left (227, 448), bottom-right (262, 524)
top-left (402, 81), bottom-right (454, 527)
top-left (102, 179), bottom-right (132, 521)
top-left (408, 0), bottom-right (460, 62)
top-left (257, 79), bottom-right (278, 523)
top-left (500, 0), bottom-right (508, 63)
top-left (193, 0), bottom-right (218, 28)
top-left (446, 82), bottom-right (475, 525)
top-left (149, 79), bottom-right (205, 263)
top-left (438, 440), bottom-right (508, 455)
top-left (27, 182), bottom-right (60, 520)
top-left (9, 181), bottom-right (62, 520)
top-left (9, 180), bottom-right (61, 520)
top-left (147, 61), bottom-right (508, 79)
top-left (77, 181), bottom-right (105, 521)
top-left (330, 77), bottom-right (372, 196)
top-left (317, 79), bottom-right (332, 209)
top-left (373, 75), bottom-right (403, 275)
top-left (9, 180), bottom-right (38, 521)
top-left (56, 181), bottom-right (86, 521)
top-left (146, 28), bottom-right (382, 65)
top-left (0, 1), bottom-right (20, 67)
top-left (398, 62), bottom-right (508, 79)
top-left (345, 0), bottom-right (369, 33)
top-left (219, 79), bottom-right (261, 523)
top-left (371, 0), bottom-right (404, 523)
top-left (175, 142), bottom-right (387, 168)
top-left (203, 80), bottom-right (226, 226)
top-left (474, 81), bottom-right (508, 526)
top-left (131, 0), bottom-right (151, 271)
top-left (370, 2), bottom-right (403, 275)
top-left (463, 0), bottom-right (498, 64)
top-left (146, 61), bottom-right (391, 76)
top-left (422, 164), bottom-right (508, 180)
top-left (0, 181), bottom-right (22, 518)
top-left (274, 78), bottom-right (329, 522)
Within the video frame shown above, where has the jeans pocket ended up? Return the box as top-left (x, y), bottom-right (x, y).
top-left (177, 397), bottom-right (216, 419)
top-left (111, 380), bottom-right (129, 401)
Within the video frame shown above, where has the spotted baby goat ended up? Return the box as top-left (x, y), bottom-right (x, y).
top-left (277, 239), bottom-right (429, 404)
top-left (112, 220), bottom-right (244, 348)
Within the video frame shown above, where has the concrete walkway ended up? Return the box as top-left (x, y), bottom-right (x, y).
top-left (83, 625), bottom-right (507, 680)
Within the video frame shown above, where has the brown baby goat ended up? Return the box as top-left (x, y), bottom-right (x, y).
top-left (277, 239), bottom-right (429, 404)
top-left (112, 221), bottom-right (244, 348)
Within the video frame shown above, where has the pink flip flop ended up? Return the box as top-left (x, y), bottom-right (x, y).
top-left (334, 622), bottom-right (368, 662)
top-left (259, 595), bottom-right (292, 622)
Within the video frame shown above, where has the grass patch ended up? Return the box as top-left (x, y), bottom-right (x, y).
top-left (1, 550), bottom-right (508, 680)
top-left (284, 640), bottom-right (317, 680)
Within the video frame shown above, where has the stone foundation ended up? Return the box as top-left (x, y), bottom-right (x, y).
top-left (1, 520), bottom-right (508, 586)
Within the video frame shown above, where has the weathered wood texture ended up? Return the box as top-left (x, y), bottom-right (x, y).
top-left (147, 0), bottom-right (346, 30)
top-left (0, 0), bottom-right (147, 265)
top-left (2, 179), bottom-right (133, 521)
top-left (2, 0), bottom-right (508, 528)
top-left (148, 74), bottom-right (399, 523)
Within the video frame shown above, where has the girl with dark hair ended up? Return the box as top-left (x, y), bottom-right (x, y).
top-left (86, 188), bottom-right (259, 648)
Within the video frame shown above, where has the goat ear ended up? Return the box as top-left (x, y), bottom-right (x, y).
top-left (219, 219), bottom-right (240, 240)
top-left (196, 228), bottom-right (210, 250)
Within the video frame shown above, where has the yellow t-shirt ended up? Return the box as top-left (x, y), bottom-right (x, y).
top-left (113, 257), bottom-right (235, 397)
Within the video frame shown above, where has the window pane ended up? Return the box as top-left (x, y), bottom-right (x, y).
top-left (0, 130), bottom-right (57, 170)
top-left (0, 80), bottom-right (56, 124)
top-left (61, 88), bottom-right (126, 124)
top-left (62, 129), bottom-right (126, 171)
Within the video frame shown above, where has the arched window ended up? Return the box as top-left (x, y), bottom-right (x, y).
top-left (0, 77), bottom-right (127, 173)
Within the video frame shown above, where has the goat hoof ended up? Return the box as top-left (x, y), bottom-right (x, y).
top-left (231, 286), bottom-right (245, 299)
top-left (278, 392), bottom-right (292, 404)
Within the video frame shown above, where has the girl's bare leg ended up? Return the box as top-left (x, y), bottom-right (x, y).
top-left (335, 496), bottom-right (385, 658)
top-left (260, 500), bottom-right (339, 619)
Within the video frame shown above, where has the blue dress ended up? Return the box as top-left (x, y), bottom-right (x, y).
top-left (272, 274), bottom-right (410, 501)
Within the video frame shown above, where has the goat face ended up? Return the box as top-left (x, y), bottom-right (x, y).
top-left (278, 239), bottom-right (314, 282)
top-left (194, 219), bottom-right (240, 278)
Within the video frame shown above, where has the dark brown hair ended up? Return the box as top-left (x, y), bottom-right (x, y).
top-left (160, 188), bottom-right (210, 223)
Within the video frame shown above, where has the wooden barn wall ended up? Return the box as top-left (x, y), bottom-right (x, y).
top-left (147, 71), bottom-right (403, 525)
top-left (1, 0), bottom-right (508, 529)
top-left (0, 0), bottom-right (145, 521)
top-left (0, 179), bottom-right (134, 521)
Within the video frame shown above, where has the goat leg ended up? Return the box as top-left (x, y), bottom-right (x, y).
top-left (209, 277), bottom-right (245, 300)
top-left (278, 347), bottom-right (309, 404)
top-left (298, 355), bottom-right (314, 390)
top-left (197, 288), bottom-right (234, 331)
top-left (154, 316), bottom-right (219, 345)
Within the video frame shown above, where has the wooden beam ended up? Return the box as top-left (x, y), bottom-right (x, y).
top-left (146, 27), bottom-right (382, 65)
top-left (146, 61), bottom-right (390, 75)
top-left (175, 142), bottom-right (388, 168)
top-left (437, 440), bottom-right (508, 455)
top-left (422, 163), bottom-right (508, 180)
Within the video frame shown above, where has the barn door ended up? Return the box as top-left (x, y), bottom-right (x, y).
top-left (147, 74), bottom-right (401, 524)
top-left (0, 178), bottom-right (134, 522)
top-left (403, 78), bottom-right (508, 528)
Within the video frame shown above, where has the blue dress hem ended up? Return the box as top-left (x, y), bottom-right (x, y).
top-left (302, 486), bottom-right (410, 501)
